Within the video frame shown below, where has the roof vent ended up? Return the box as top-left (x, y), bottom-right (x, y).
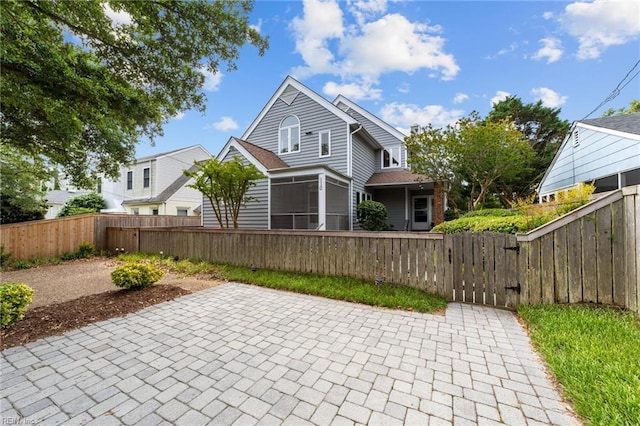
top-left (410, 124), bottom-right (422, 134)
top-left (573, 129), bottom-right (580, 146)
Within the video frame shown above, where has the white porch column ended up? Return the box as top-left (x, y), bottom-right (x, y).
top-left (318, 173), bottom-right (326, 230)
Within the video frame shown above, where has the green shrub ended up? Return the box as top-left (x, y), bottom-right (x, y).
top-left (432, 214), bottom-right (546, 234)
top-left (57, 192), bottom-right (106, 217)
top-left (0, 283), bottom-right (34, 328)
top-left (461, 208), bottom-right (516, 218)
top-left (0, 245), bottom-right (11, 268)
top-left (111, 262), bottom-right (164, 290)
top-left (356, 200), bottom-right (390, 231)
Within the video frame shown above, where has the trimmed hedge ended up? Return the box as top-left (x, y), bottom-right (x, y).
top-left (432, 214), bottom-right (549, 234)
top-left (461, 208), bottom-right (517, 218)
top-left (111, 262), bottom-right (164, 290)
top-left (0, 283), bottom-right (34, 328)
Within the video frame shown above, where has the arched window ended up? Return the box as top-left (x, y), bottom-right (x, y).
top-left (279, 115), bottom-right (300, 154)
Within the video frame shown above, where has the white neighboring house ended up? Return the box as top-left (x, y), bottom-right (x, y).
top-left (538, 113), bottom-right (640, 201)
top-left (99, 144), bottom-right (212, 216)
top-left (44, 190), bottom-right (90, 219)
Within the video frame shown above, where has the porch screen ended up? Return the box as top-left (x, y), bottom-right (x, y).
top-left (271, 175), bottom-right (319, 229)
top-left (325, 177), bottom-right (349, 230)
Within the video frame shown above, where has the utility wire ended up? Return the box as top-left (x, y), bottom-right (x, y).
top-left (581, 59), bottom-right (640, 119)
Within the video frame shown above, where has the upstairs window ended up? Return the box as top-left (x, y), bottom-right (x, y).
top-left (143, 167), bottom-right (150, 188)
top-left (126, 171), bottom-right (133, 190)
top-left (279, 115), bottom-right (300, 154)
top-left (319, 130), bottom-right (331, 157)
top-left (382, 146), bottom-right (401, 169)
top-left (96, 178), bottom-right (102, 194)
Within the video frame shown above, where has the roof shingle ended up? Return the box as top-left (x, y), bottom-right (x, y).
top-left (235, 138), bottom-right (289, 170)
top-left (366, 169), bottom-right (431, 186)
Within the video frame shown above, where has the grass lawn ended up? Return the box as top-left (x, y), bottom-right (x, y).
top-left (118, 253), bottom-right (448, 314)
top-left (518, 304), bottom-right (640, 426)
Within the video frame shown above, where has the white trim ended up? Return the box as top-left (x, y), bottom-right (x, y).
top-left (404, 187), bottom-right (409, 221)
top-left (381, 146), bottom-right (402, 169)
top-left (318, 173), bottom-right (326, 231)
top-left (318, 130), bottom-right (331, 158)
top-left (217, 137), bottom-right (269, 174)
top-left (267, 178), bottom-right (271, 230)
top-left (270, 165), bottom-right (350, 183)
top-left (242, 76), bottom-right (357, 140)
top-left (578, 122), bottom-right (640, 141)
top-left (333, 95), bottom-right (407, 141)
top-left (279, 115), bottom-right (301, 154)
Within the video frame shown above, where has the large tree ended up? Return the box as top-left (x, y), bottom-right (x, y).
top-left (486, 96), bottom-right (570, 203)
top-left (603, 100), bottom-right (640, 116)
top-left (1, 0), bottom-right (268, 188)
top-left (407, 113), bottom-right (533, 211)
top-left (185, 157), bottom-right (265, 229)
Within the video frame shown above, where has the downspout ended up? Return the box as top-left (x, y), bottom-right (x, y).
top-left (348, 125), bottom-right (364, 231)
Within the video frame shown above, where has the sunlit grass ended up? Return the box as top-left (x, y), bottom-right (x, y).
top-left (519, 304), bottom-right (640, 426)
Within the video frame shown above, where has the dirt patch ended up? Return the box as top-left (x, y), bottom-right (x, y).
top-left (1, 258), bottom-right (224, 350)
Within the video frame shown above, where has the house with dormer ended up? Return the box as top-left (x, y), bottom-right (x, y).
top-left (202, 76), bottom-right (445, 231)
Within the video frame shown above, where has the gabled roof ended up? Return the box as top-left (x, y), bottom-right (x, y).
top-left (45, 190), bottom-right (90, 205)
top-left (135, 144), bottom-right (210, 163)
top-left (217, 137), bottom-right (289, 173)
top-left (365, 169), bottom-right (431, 186)
top-left (580, 112), bottom-right (640, 136)
top-left (122, 164), bottom-right (199, 205)
top-left (333, 95), bottom-right (408, 141)
top-left (241, 76), bottom-right (357, 140)
top-left (235, 139), bottom-right (289, 170)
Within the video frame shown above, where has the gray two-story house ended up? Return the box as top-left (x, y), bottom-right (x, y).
top-left (202, 76), bottom-right (444, 231)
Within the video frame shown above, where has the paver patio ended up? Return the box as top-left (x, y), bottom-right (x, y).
top-left (1, 283), bottom-right (578, 425)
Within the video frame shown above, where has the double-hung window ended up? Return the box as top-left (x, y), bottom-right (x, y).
top-left (126, 171), bottom-right (133, 190)
top-left (143, 168), bottom-right (150, 188)
top-left (319, 130), bottom-right (331, 157)
top-left (382, 146), bottom-right (402, 169)
top-left (279, 115), bottom-right (300, 154)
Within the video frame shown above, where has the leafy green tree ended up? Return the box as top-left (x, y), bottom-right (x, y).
top-left (457, 114), bottom-right (534, 209)
top-left (57, 193), bottom-right (106, 217)
top-left (486, 96), bottom-right (570, 203)
top-left (603, 100), bottom-right (640, 116)
top-left (0, 145), bottom-right (50, 224)
top-left (1, 0), bottom-right (268, 188)
top-left (185, 157), bottom-right (265, 229)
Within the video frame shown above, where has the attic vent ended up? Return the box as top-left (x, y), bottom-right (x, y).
top-left (336, 103), bottom-right (349, 112)
top-left (572, 129), bottom-right (580, 146)
top-left (410, 124), bottom-right (422, 134)
top-left (279, 86), bottom-right (299, 105)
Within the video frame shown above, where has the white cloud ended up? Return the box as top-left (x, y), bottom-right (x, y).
top-left (453, 93), bottom-right (469, 104)
top-left (397, 83), bottom-right (410, 94)
top-left (323, 79), bottom-right (382, 100)
top-left (210, 116), bottom-right (239, 131)
top-left (291, 0), bottom-right (344, 77)
top-left (103, 4), bottom-right (132, 27)
top-left (485, 43), bottom-right (518, 59)
top-left (542, 11), bottom-right (554, 20)
top-left (250, 19), bottom-right (263, 34)
top-left (490, 90), bottom-right (511, 106)
top-left (560, 0), bottom-right (640, 59)
top-left (531, 87), bottom-right (567, 107)
top-left (532, 37), bottom-right (563, 63)
top-left (379, 102), bottom-right (464, 132)
top-left (290, 0), bottom-right (459, 87)
top-left (173, 112), bottom-right (185, 120)
top-left (199, 68), bottom-right (223, 91)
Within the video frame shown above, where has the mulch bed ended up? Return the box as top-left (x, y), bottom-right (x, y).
top-left (1, 285), bottom-right (190, 351)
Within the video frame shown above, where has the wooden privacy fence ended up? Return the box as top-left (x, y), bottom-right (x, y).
top-left (108, 185), bottom-right (639, 312)
top-left (0, 214), bottom-right (200, 260)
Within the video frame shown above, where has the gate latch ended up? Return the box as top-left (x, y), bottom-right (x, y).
top-left (505, 283), bottom-right (521, 294)
top-left (504, 245), bottom-right (520, 254)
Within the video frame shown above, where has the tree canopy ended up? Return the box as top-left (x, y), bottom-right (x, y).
top-left (1, 0), bottom-right (268, 188)
top-left (486, 96), bottom-right (570, 203)
top-left (57, 192), bottom-right (106, 217)
top-left (185, 157), bottom-right (265, 229)
top-left (603, 100), bottom-right (640, 116)
top-left (407, 113), bottom-right (533, 211)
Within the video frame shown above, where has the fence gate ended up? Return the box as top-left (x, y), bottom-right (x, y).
top-left (445, 232), bottom-right (520, 309)
top-left (106, 227), bottom-right (139, 253)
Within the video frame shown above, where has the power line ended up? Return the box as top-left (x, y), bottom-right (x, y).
top-left (581, 59), bottom-right (640, 120)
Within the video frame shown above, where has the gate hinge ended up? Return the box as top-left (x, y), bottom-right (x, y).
top-left (504, 244), bottom-right (520, 254)
top-left (505, 283), bottom-right (521, 294)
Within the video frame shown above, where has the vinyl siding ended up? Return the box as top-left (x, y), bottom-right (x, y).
top-left (351, 134), bottom-right (376, 228)
top-left (202, 148), bottom-right (268, 229)
top-left (155, 146), bottom-right (210, 192)
top-left (372, 188), bottom-right (407, 231)
top-left (244, 92), bottom-right (349, 175)
top-left (540, 125), bottom-right (640, 194)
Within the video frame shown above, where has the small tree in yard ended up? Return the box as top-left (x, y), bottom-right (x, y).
top-left (186, 157), bottom-right (265, 229)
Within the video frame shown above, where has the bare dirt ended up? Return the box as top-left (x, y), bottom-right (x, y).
top-left (0, 257), bottom-right (223, 350)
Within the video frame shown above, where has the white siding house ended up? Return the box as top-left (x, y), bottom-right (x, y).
top-left (538, 113), bottom-right (640, 200)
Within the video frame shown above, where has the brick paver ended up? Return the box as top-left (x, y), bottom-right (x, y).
top-left (0, 283), bottom-right (578, 425)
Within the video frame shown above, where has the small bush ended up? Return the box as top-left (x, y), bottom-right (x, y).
top-left (0, 283), bottom-right (34, 328)
top-left (0, 245), bottom-right (12, 268)
top-left (111, 262), bottom-right (164, 290)
top-left (357, 200), bottom-right (390, 231)
top-left (76, 242), bottom-right (96, 258)
top-left (461, 209), bottom-right (516, 218)
top-left (432, 215), bottom-right (545, 234)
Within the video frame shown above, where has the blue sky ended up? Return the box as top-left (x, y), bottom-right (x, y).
top-left (133, 0), bottom-right (640, 158)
